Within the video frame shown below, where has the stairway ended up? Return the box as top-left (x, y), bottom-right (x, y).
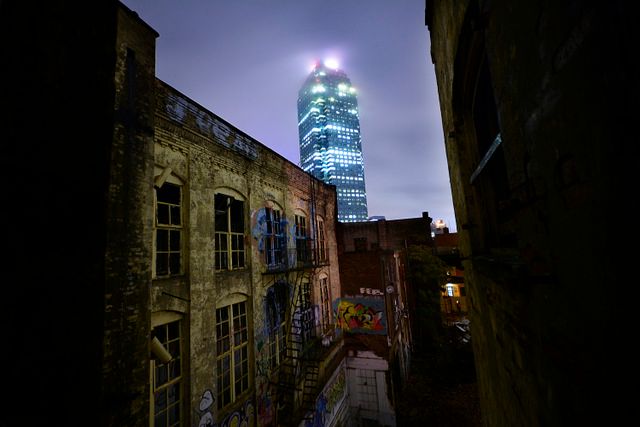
top-left (276, 271), bottom-right (321, 426)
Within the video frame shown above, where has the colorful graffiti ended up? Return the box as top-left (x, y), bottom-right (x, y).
top-left (194, 391), bottom-right (254, 427)
top-left (254, 334), bottom-right (276, 427)
top-left (334, 298), bottom-right (386, 334)
top-left (218, 399), bottom-right (254, 427)
top-left (251, 207), bottom-right (290, 253)
top-left (304, 369), bottom-right (346, 427)
top-left (324, 370), bottom-right (346, 413)
top-left (256, 379), bottom-right (275, 427)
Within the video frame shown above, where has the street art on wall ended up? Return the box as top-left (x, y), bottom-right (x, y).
top-left (254, 280), bottom-right (291, 427)
top-left (251, 208), bottom-right (291, 253)
top-left (304, 364), bottom-right (347, 427)
top-left (218, 399), bottom-right (254, 427)
top-left (194, 391), bottom-right (254, 427)
top-left (334, 297), bottom-right (386, 334)
top-left (196, 390), bottom-right (215, 427)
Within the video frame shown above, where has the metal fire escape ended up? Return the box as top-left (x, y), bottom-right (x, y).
top-left (275, 268), bottom-right (321, 426)
top-left (273, 176), bottom-right (327, 426)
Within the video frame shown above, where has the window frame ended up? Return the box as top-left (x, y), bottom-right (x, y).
top-left (216, 301), bottom-right (250, 410)
top-left (214, 192), bottom-right (246, 271)
top-left (151, 318), bottom-right (183, 427)
top-left (320, 276), bottom-right (332, 333)
top-left (295, 214), bottom-right (310, 264)
top-left (317, 217), bottom-right (327, 262)
top-left (155, 181), bottom-right (183, 278)
top-left (264, 206), bottom-right (286, 268)
top-left (266, 282), bottom-right (288, 370)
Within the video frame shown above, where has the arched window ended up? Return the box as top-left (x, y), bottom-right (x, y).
top-left (294, 212), bottom-right (309, 265)
top-left (154, 170), bottom-right (184, 277)
top-left (215, 295), bottom-right (250, 409)
top-left (265, 281), bottom-right (289, 368)
top-left (319, 275), bottom-right (332, 333)
top-left (264, 203), bottom-right (286, 268)
top-left (214, 190), bottom-right (246, 271)
top-left (151, 312), bottom-right (184, 426)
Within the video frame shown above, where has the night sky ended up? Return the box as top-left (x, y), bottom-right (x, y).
top-left (121, 0), bottom-right (457, 230)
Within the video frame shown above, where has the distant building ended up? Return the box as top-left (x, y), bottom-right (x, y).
top-left (336, 212), bottom-right (434, 425)
top-left (297, 60), bottom-right (368, 222)
top-left (433, 232), bottom-right (466, 323)
top-left (430, 218), bottom-right (448, 236)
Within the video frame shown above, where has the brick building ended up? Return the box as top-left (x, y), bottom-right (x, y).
top-left (335, 213), bottom-right (433, 426)
top-left (5, 1), bottom-right (347, 425)
top-left (117, 4), bottom-right (346, 426)
top-left (426, 0), bottom-right (633, 424)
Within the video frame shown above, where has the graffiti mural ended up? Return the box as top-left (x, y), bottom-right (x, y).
top-left (194, 391), bottom-right (255, 427)
top-left (304, 366), bottom-right (347, 427)
top-left (334, 297), bottom-right (386, 334)
top-left (251, 207), bottom-right (290, 255)
top-left (195, 390), bottom-right (215, 427)
top-left (218, 399), bottom-right (255, 427)
top-left (256, 379), bottom-right (275, 427)
top-left (251, 208), bottom-right (268, 252)
top-left (253, 281), bottom-right (290, 427)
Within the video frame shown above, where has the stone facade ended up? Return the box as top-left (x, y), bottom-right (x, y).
top-left (150, 78), bottom-right (342, 427)
top-left (426, 0), bottom-right (632, 425)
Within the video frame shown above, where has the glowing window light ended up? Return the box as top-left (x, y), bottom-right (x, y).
top-left (312, 85), bottom-right (326, 93)
top-left (324, 58), bottom-right (339, 69)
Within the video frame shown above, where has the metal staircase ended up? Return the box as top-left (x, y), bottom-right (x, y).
top-left (276, 270), bottom-right (322, 426)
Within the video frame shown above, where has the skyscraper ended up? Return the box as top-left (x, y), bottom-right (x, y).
top-left (297, 60), bottom-right (368, 222)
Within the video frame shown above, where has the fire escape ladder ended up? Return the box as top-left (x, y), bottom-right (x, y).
top-left (276, 268), bottom-right (320, 426)
top-left (300, 361), bottom-right (321, 420)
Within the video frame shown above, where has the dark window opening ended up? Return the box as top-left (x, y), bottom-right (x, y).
top-left (215, 193), bottom-right (245, 270)
top-left (472, 55), bottom-right (509, 201)
top-left (295, 215), bottom-right (310, 263)
top-left (265, 207), bottom-right (286, 267)
top-left (471, 55), bottom-right (512, 238)
top-left (156, 183), bottom-right (182, 276)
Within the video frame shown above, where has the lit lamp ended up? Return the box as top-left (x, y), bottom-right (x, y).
top-left (151, 337), bottom-right (173, 364)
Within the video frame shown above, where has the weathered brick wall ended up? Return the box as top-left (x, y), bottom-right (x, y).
top-left (427, 0), bottom-right (632, 424)
top-left (102, 5), bottom-right (157, 426)
top-left (154, 79), bottom-right (340, 426)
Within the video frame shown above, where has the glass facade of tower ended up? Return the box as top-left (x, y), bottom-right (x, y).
top-left (297, 62), bottom-right (368, 222)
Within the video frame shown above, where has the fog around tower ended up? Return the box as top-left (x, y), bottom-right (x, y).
top-left (120, 0), bottom-right (457, 230)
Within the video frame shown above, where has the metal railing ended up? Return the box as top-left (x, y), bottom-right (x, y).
top-left (264, 243), bottom-right (330, 273)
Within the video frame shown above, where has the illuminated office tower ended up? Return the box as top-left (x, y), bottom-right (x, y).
top-left (297, 60), bottom-right (368, 222)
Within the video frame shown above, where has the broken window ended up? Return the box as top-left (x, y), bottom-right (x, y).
top-left (265, 207), bottom-right (286, 268)
top-left (155, 182), bottom-right (182, 277)
top-left (295, 214), bottom-right (309, 263)
top-left (470, 54), bottom-right (513, 245)
top-left (266, 281), bottom-right (289, 369)
top-left (214, 193), bottom-right (245, 271)
top-left (151, 319), bottom-right (183, 427)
